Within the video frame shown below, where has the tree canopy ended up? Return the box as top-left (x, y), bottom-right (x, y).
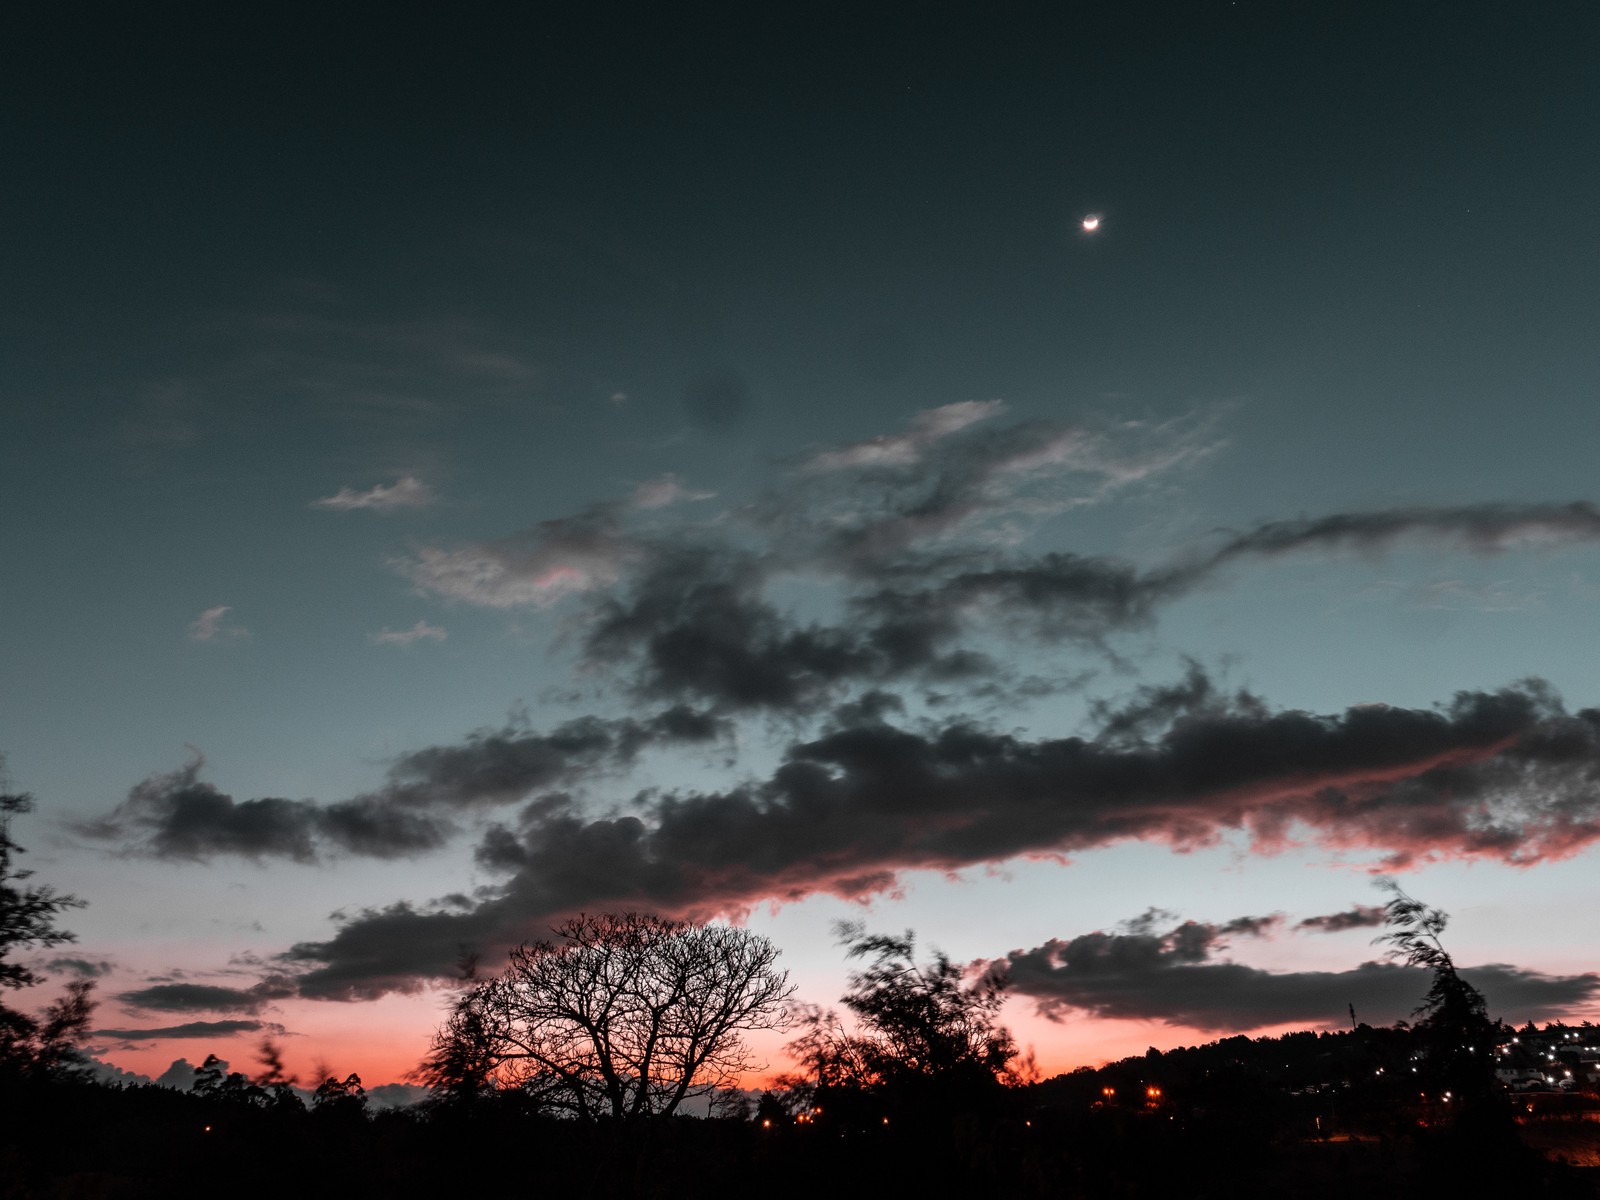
top-left (783, 924), bottom-right (1022, 1123)
top-left (1375, 878), bottom-right (1499, 1114)
top-left (1, 789), bottom-right (84, 991)
top-left (0, 777), bottom-right (94, 1078)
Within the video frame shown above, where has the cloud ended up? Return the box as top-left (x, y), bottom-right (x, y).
top-left (398, 506), bottom-right (636, 608)
top-left (380, 407), bottom-right (1218, 717)
top-left (81, 756), bottom-right (448, 862)
top-left (366, 1082), bottom-right (431, 1109)
top-left (116, 978), bottom-right (297, 1014)
top-left (1197, 502), bottom-right (1600, 571)
top-left (801, 400), bottom-right (1005, 472)
top-left (415, 499), bottom-right (1600, 720)
top-left (85, 711), bottom-right (729, 863)
top-left (93, 1019), bottom-right (269, 1040)
top-left (987, 910), bottom-right (1600, 1031)
top-left (77, 1054), bottom-right (157, 1087)
top-left (849, 551), bottom-right (1175, 660)
top-left (283, 677), bottom-right (1600, 999)
top-left (106, 403), bottom-right (1600, 1003)
top-left (768, 408), bottom-right (1221, 571)
top-left (188, 606), bottom-right (249, 642)
top-left (350, 709), bottom-right (727, 816)
top-left (311, 475), bottom-right (435, 513)
top-left (1297, 905), bottom-right (1388, 933)
top-left (155, 1058), bottom-right (203, 1089)
top-left (578, 544), bottom-right (1169, 715)
top-left (582, 550), bottom-right (888, 712)
top-left (378, 413), bottom-right (1600, 725)
top-left (369, 620), bottom-right (447, 646)
top-left (43, 957), bottom-right (115, 977)
top-left (630, 474), bottom-right (714, 510)
top-left (1216, 913), bottom-right (1284, 938)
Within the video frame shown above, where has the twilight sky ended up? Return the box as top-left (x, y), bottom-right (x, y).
top-left (6, 2), bottom-right (1600, 1088)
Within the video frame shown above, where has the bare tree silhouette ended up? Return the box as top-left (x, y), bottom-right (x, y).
top-left (416, 913), bottom-right (793, 1120)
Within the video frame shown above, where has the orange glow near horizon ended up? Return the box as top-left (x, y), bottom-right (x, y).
top-left (94, 984), bottom-right (1600, 1094)
top-left (98, 990), bottom-right (448, 1091)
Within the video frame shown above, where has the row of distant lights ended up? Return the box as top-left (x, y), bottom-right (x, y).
top-left (765, 1107), bottom-right (892, 1131)
top-left (1497, 1033), bottom-right (1598, 1084)
top-left (762, 1034), bottom-right (1594, 1132)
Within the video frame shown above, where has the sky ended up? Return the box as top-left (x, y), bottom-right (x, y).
top-left (5, 1), bottom-right (1600, 1090)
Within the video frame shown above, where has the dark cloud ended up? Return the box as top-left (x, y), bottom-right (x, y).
top-left (1216, 913), bottom-right (1283, 938)
top-left (94, 405), bottom-right (1600, 1002)
top-left (988, 910), bottom-right (1600, 1031)
top-left (43, 957), bottom-right (114, 977)
top-left (1088, 661), bottom-right (1267, 746)
top-left (559, 457), bottom-right (1600, 722)
top-left (1297, 905), bottom-right (1388, 933)
top-left (390, 403), bottom-right (1600, 723)
top-left (81, 762), bottom-right (323, 862)
top-left (367, 715), bottom-right (653, 811)
top-left (117, 977), bottom-right (297, 1014)
top-left (583, 551), bottom-right (884, 712)
top-left (1198, 502), bottom-right (1600, 569)
top-left (580, 544), bottom-right (1159, 715)
top-left (567, 497), bottom-right (1600, 717)
top-left (385, 408), bottom-right (1215, 717)
top-left (85, 710), bottom-right (728, 862)
top-left (80, 758), bottom-right (446, 862)
top-left (285, 678), bottom-right (1600, 999)
top-left (93, 1019), bottom-right (268, 1040)
top-left (827, 690), bottom-right (906, 729)
top-left (312, 795), bottom-right (451, 859)
top-left (900, 552), bottom-right (1175, 644)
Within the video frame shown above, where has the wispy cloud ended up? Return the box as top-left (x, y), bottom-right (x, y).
top-left (93, 1019), bottom-right (271, 1040)
top-left (398, 506), bottom-right (636, 608)
top-left (116, 977), bottom-right (297, 1014)
top-left (369, 620), bottom-right (447, 647)
top-left (311, 475), bottom-right (435, 513)
top-left (1197, 502), bottom-right (1600, 568)
top-left (188, 606), bottom-right (249, 643)
top-left (1296, 905), bottom-right (1388, 933)
top-left (801, 399), bottom-right (1005, 472)
top-left (630, 474), bottom-right (715, 510)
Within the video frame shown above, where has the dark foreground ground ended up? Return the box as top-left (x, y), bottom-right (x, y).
top-left (3, 1079), bottom-right (1599, 1200)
